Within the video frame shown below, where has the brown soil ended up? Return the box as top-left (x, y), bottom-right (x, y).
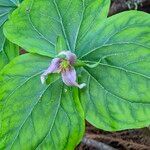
top-left (77, 122), bottom-right (150, 150)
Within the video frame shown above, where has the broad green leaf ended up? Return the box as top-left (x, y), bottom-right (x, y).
top-left (0, 52), bottom-right (8, 70)
top-left (76, 11), bottom-right (150, 59)
top-left (0, 0), bottom-right (21, 70)
top-left (79, 64), bottom-right (150, 131)
top-left (0, 0), bottom-right (21, 7)
top-left (0, 26), bottom-right (5, 53)
top-left (0, 0), bottom-right (19, 52)
top-left (0, 54), bottom-right (84, 150)
top-left (4, 0), bottom-right (110, 57)
top-left (78, 11), bottom-right (150, 131)
top-left (0, 26), bottom-right (7, 70)
top-left (3, 39), bottom-right (19, 61)
top-left (0, 39), bottom-right (19, 70)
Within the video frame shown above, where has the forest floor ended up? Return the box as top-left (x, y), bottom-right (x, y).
top-left (77, 122), bottom-right (150, 150)
top-left (76, 0), bottom-right (150, 150)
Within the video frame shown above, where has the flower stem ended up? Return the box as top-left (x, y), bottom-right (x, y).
top-left (74, 60), bottom-right (86, 67)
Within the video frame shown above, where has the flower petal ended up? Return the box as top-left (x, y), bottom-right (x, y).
top-left (61, 67), bottom-right (86, 89)
top-left (59, 51), bottom-right (76, 65)
top-left (40, 58), bottom-right (61, 84)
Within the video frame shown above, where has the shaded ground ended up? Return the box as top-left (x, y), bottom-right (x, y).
top-left (77, 0), bottom-right (150, 150)
top-left (77, 123), bottom-right (150, 150)
top-left (109, 0), bottom-right (150, 16)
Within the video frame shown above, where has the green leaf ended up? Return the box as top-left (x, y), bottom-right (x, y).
top-left (0, 39), bottom-right (19, 70)
top-left (78, 11), bottom-right (150, 131)
top-left (3, 39), bottom-right (19, 61)
top-left (0, 0), bottom-right (21, 70)
top-left (0, 26), bottom-right (5, 53)
top-left (0, 0), bottom-right (21, 7)
top-left (0, 27), bottom-right (7, 70)
top-left (0, 52), bottom-right (8, 70)
top-left (0, 0), bottom-right (19, 52)
top-left (0, 54), bottom-right (84, 149)
top-left (77, 11), bottom-right (150, 59)
top-left (4, 0), bottom-right (110, 57)
top-left (55, 36), bottom-right (67, 53)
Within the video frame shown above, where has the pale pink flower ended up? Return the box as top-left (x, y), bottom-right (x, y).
top-left (41, 51), bottom-right (86, 89)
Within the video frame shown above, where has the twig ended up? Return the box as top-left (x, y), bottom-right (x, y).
top-left (86, 133), bottom-right (150, 150)
top-left (82, 137), bottom-right (117, 150)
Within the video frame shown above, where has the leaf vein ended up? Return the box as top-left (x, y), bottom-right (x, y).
top-left (35, 81), bottom-right (63, 148)
top-left (9, 78), bottom-right (60, 149)
top-left (83, 67), bottom-right (150, 105)
top-left (27, 0), bottom-right (55, 47)
top-left (53, 0), bottom-right (71, 50)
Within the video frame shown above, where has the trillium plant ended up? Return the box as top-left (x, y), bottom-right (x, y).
top-left (0, 0), bottom-right (150, 149)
